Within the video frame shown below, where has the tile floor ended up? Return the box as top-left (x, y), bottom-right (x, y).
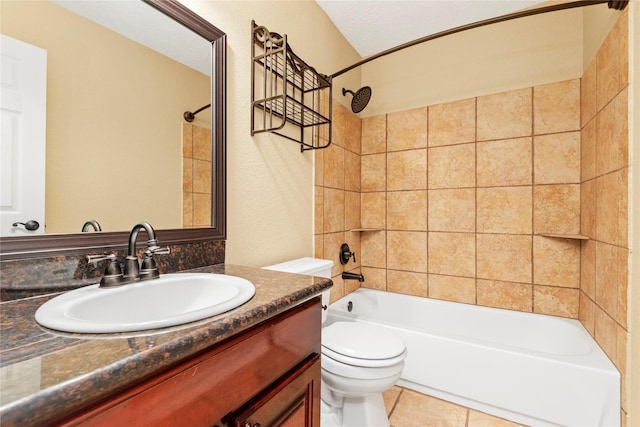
top-left (383, 386), bottom-right (527, 427)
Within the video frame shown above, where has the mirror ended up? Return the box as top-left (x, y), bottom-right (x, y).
top-left (0, 0), bottom-right (226, 259)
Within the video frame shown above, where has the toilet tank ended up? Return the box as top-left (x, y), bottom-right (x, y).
top-left (263, 257), bottom-right (333, 279)
top-left (263, 257), bottom-right (334, 322)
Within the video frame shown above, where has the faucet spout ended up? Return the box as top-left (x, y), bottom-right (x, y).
top-left (81, 220), bottom-right (102, 232)
top-left (127, 222), bottom-right (159, 257)
top-left (342, 271), bottom-right (365, 282)
top-left (123, 222), bottom-right (165, 281)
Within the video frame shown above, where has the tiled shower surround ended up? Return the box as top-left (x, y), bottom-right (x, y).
top-left (579, 9), bottom-right (629, 421)
top-left (317, 78), bottom-right (585, 313)
top-left (182, 123), bottom-right (212, 228)
top-left (315, 9), bottom-right (630, 423)
top-left (361, 80), bottom-right (585, 315)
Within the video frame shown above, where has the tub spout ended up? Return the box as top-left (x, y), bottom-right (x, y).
top-left (342, 272), bottom-right (365, 282)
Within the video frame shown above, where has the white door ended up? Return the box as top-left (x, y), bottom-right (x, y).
top-left (0, 35), bottom-right (47, 236)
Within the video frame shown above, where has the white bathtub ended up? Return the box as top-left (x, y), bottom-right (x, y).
top-left (326, 289), bottom-right (620, 427)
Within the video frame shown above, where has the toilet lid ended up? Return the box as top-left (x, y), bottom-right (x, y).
top-left (322, 321), bottom-right (405, 360)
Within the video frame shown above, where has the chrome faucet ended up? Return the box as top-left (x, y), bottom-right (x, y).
top-left (123, 222), bottom-right (170, 281)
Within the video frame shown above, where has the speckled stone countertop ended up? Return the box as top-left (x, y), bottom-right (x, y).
top-left (0, 264), bottom-right (331, 427)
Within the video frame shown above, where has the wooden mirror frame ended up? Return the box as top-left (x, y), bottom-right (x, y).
top-left (0, 0), bottom-right (226, 260)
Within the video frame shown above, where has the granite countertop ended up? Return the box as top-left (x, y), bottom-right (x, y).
top-left (0, 264), bottom-right (332, 427)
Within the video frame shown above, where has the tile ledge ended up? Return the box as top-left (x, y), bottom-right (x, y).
top-left (537, 233), bottom-right (590, 240)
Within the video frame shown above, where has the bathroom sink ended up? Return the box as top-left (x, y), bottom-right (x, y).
top-left (35, 273), bottom-right (255, 333)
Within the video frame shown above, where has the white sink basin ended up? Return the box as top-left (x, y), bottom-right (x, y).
top-left (35, 273), bottom-right (255, 333)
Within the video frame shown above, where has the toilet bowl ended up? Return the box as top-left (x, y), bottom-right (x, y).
top-left (321, 321), bottom-right (406, 427)
top-left (263, 257), bottom-right (406, 427)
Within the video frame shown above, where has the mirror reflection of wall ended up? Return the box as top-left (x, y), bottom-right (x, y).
top-left (182, 123), bottom-right (212, 228)
top-left (1, 1), bottom-right (211, 234)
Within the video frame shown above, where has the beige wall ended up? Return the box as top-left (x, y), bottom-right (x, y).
top-left (583, 2), bottom-right (623, 69)
top-left (1, 1), bottom-right (210, 233)
top-left (181, 0), bottom-right (361, 267)
top-left (360, 7), bottom-right (584, 117)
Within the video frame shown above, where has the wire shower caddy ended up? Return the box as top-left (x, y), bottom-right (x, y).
top-left (251, 21), bottom-right (332, 151)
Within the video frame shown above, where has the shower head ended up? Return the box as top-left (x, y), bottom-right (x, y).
top-left (342, 86), bottom-right (372, 113)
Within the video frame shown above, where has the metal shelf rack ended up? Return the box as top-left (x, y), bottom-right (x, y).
top-left (251, 21), bottom-right (332, 151)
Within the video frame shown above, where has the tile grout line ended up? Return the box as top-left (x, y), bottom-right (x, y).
top-left (426, 106), bottom-right (430, 297)
top-left (384, 112), bottom-right (388, 292)
top-left (474, 96), bottom-right (478, 306)
top-left (531, 86), bottom-right (536, 314)
top-left (386, 387), bottom-right (403, 422)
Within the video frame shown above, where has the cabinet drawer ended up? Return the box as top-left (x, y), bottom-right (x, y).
top-left (230, 355), bottom-right (321, 427)
top-left (60, 298), bottom-right (321, 427)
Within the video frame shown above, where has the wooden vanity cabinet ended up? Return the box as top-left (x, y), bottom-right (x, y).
top-left (59, 298), bottom-right (322, 427)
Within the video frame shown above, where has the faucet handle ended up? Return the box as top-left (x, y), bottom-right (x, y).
top-left (149, 246), bottom-right (171, 255)
top-left (86, 253), bottom-right (117, 265)
top-left (100, 257), bottom-right (126, 287)
top-left (87, 254), bottom-right (126, 287)
top-left (339, 243), bottom-right (356, 265)
top-left (139, 250), bottom-right (161, 280)
top-left (138, 246), bottom-right (169, 281)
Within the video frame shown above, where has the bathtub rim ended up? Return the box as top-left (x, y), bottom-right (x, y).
top-left (327, 288), bottom-right (618, 365)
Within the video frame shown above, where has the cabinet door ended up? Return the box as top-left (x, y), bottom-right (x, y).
top-left (231, 354), bottom-right (321, 427)
top-left (58, 299), bottom-right (321, 427)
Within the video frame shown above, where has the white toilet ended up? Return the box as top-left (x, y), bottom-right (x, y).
top-left (264, 257), bottom-right (406, 427)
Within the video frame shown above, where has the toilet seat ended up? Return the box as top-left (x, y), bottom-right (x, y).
top-left (322, 322), bottom-right (406, 368)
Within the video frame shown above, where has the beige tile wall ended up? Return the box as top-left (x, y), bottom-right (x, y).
top-left (315, 100), bottom-right (363, 303)
top-left (579, 9), bottom-right (629, 423)
top-left (318, 76), bottom-right (583, 316)
top-left (358, 78), bottom-right (582, 317)
top-left (182, 123), bottom-right (212, 228)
